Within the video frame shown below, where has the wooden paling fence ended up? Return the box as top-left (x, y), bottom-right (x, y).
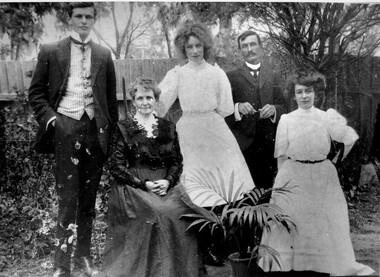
top-left (1, 57), bottom-right (380, 155)
top-left (0, 58), bottom-right (179, 102)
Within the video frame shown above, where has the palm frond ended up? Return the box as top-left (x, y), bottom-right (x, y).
top-left (179, 169), bottom-right (296, 263)
top-left (195, 169), bottom-right (223, 195)
top-left (253, 244), bottom-right (283, 270)
top-left (184, 218), bottom-right (210, 232)
top-left (272, 214), bottom-right (297, 233)
top-left (226, 169), bottom-right (235, 202)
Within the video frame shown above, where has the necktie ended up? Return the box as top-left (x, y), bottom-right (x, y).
top-left (249, 68), bottom-right (260, 79)
top-left (70, 37), bottom-right (90, 52)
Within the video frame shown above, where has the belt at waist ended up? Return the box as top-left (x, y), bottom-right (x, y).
top-left (294, 159), bottom-right (326, 164)
top-left (131, 162), bottom-right (166, 171)
top-left (182, 109), bottom-right (216, 116)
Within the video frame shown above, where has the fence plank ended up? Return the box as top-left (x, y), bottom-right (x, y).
top-left (6, 61), bottom-right (24, 94)
top-left (21, 61), bottom-right (37, 92)
top-left (0, 62), bottom-right (9, 100)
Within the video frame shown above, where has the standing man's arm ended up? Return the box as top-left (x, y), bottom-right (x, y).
top-left (105, 50), bottom-right (118, 125)
top-left (226, 71), bottom-right (256, 123)
top-left (28, 45), bottom-right (56, 128)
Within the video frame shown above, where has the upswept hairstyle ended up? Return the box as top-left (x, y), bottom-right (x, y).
top-left (129, 77), bottom-right (161, 100)
top-left (174, 21), bottom-right (214, 61)
top-left (285, 68), bottom-right (326, 98)
top-left (67, 2), bottom-right (97, 19)
top-left (237, 30), bottom-right (262, 49)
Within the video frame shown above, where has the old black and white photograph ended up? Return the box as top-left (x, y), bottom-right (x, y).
top-left (0, 1), bottom-right (379, 277)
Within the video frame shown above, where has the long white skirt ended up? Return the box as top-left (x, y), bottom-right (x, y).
top-left (177, 111), bottom-right (255, 207)
top-left (259, 159), bottom-right (374, 276)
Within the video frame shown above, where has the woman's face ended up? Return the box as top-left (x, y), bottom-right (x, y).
top-left (185, 36), bottom-right (204, 62)
top-left (295, 84), bottom-right (315, 110)
top-left (133, 88), bottom-right (156, 116)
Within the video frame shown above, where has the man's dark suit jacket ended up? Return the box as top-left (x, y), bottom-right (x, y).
top-left (225, 56), bottom-right (288, 188)
top-left (225, 56), bottom-right (288, 151)
top-left (28, 37), bottom-right (118, 154)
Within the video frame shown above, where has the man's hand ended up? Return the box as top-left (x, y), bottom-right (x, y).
top-left (259, 104), bottom-right (275, 119)
top-left (238, 102), bottom-right (257, 116)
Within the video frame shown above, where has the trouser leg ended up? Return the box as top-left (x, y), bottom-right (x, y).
top-left (74, 138), bottom-right (104, 261)
top-left (54, 113), bottom-right (82, 271)
top-left (54, 113), bottom-right (104, 271)
top-left (244, 144), bottom-right (276, 190)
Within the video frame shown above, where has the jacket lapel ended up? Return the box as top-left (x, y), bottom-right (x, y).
top-left (56, 38), bottom-right (71, 79)
top-left (258, 58), bottom-right (269, 89)
top-left (90, 42), bottom-right (106, 86)
top-left (238, 64), bottom-right (258, 87)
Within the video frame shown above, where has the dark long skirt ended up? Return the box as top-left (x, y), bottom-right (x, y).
top-left (100, 170), bottom-right (204, 277)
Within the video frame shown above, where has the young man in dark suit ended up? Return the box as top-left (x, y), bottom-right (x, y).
top-left (225, 30), bottom-right (288, 189)
top-left (28, 2), bottom-right (118, 276)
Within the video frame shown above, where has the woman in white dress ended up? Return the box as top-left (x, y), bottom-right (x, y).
top-left (259, 70), bottom-right (375, 276)
top-left (158, 21), bottom-right (255, 209)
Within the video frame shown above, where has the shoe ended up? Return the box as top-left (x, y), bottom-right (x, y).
top-left (203, 247), bottom-right (224, 267)
top-left (52, 267), bottom-right (70, 277)
top-left (72, 256), bottom-right (94, 277)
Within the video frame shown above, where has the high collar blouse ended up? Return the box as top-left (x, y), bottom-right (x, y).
top-left (274, 106), bottom-right (359, 162)
top-left (158, 59), bottom-right (234, 118)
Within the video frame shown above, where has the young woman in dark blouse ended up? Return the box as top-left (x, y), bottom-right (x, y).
top-left (100, 78), bottom-right (205, 277)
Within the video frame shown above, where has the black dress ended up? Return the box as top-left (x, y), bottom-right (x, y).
top-left (100, 116), bottom-right (204, 277)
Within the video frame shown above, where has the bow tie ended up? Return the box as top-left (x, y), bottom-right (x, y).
top-left (70, 37), bottom-right (91, 52)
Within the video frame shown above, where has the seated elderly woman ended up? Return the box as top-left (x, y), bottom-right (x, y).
top-left (258, 69), bottom-right (375, 276)
top-left (99, 78), bottom-right (205, 277)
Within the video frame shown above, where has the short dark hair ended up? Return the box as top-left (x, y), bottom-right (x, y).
top-left (174, 21), bottom-right (214, 61)
top-left (67, 2), bottom-right (97, 19)
top-left (285, 68), bottom-right (326, 98)
top-left (237, 30), bottom-right (262, 49)
top-left (129, 77), bottom-right (161, 100)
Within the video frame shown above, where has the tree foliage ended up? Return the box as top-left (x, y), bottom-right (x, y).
top-left (239, 3), bottom-right (380, 74)
top-left (0, 3), bottom-right (63, 60)
top-left (92, 2), bottom-right (157, 59)
top-left (157, 2), bottom-right (186, 58)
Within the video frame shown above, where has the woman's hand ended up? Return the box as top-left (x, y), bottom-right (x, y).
top-left (145, 181), bottom-right (161, 194)
top-left (153, 179), bottom-right (170, 196)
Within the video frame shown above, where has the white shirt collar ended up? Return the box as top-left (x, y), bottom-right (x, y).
top-left (69, 31), bottom-right (96, 44)
top-left (245, 62), bottom-right (261, 70)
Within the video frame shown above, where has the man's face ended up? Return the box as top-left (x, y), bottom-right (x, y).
top-left (69, 7), bottom-right (96, 41)
top-left (239, 35), bottom-right (262, 65)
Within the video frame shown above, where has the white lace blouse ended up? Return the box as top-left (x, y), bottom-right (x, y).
top-left (158, 59), bottom-right (234, 118)
top-left (275, 106), bottom-right (359, 162)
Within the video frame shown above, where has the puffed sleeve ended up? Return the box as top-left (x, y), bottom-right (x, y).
top-left (325, 108), bottom-right (359, 158)
top-left (108, 127), bottom-right (147, 190)
top-left (274, 114), bottom-right (289, 169)
top-left (157, 66), bottom-right (180, 117)
top-left (215, 65), bottom-right (234, 118)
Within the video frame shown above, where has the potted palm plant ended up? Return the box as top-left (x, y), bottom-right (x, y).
top-left (180, 169), bottom-right (296, 277)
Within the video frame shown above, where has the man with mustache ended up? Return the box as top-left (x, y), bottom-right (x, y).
top-left (28, 2), bottom-right (118, 276)
top-left (225, 30), bottom-right (288, 189)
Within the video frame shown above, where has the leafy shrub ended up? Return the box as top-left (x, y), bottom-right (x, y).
top-left (0, 92), bottom-right (58, 271)
top-left (0, 92), bottom-right (111, 273)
